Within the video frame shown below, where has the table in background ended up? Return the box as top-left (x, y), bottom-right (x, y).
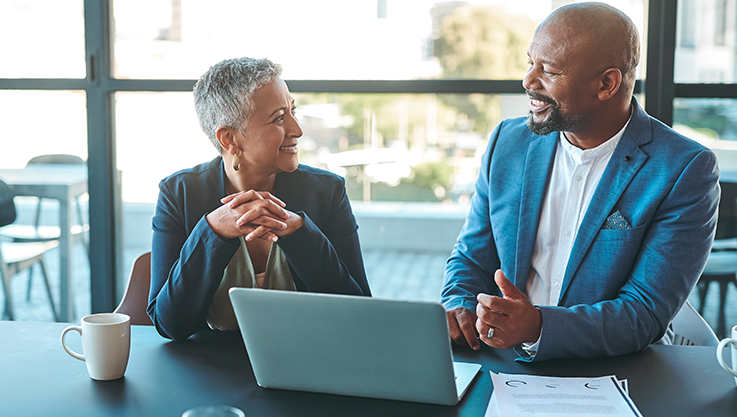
top-left (1, 321), bottom-right (736, 417)
top-left (0, 165), bottom-right (87, 322)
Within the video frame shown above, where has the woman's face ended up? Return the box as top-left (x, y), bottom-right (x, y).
top-left (235, 77), bottom-right (302, 176)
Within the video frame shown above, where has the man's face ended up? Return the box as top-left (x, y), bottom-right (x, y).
top-left (522, 22), bottom-right (601, 136)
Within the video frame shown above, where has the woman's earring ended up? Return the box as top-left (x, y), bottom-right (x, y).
top-left (232, 153), bottom-right (240, 171)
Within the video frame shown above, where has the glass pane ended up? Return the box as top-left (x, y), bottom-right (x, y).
top-left (115, 92), bottom-right (216, 204)
top-left (113, 0), bottom-right (646, 81)
top-left (673, 98), bottom-right (737, 142)
top-left (675, 0), bottom-right (737, 83)
top-left (0, 90), bottom-right (89, 322)
top-left (114, 92), bottom-right (219, 290)
top-left (114, 91), bottom-right (528, 291)
top-left (673, 98), bottom-right (737, 174)
top-left (0, 0), bottom-right (85, 78)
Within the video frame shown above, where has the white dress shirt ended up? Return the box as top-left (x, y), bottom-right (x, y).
top-left (522, 116), bottom-right (631, 354)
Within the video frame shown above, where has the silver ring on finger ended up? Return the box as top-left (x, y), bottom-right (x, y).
top-left (487, 326), bottom-right (495, 339)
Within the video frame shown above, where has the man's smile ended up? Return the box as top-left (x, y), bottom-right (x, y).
top-left (529, 98), bottom-right (551, 114)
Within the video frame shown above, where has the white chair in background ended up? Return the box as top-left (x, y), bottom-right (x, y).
top-left (0, 240), bottom-right (60, 321)
top-left (0, 154), bottom-right (89, 302)
top-left (671, 300), bottom-right (719, 347)
top-left (0, 178), bottom-right (60, 321)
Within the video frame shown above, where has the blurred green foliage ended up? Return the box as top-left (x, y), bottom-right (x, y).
top-left (674, 104), bottom-right (728, 139)
top-left (433, 5), bottom-right (538, 135)
top-left (433, 6), bottom-right (535, 80)
top-left (407, 160), bottom-right (453, 193)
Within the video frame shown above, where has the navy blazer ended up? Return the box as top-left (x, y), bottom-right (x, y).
top-left (149, 157), bottom-right (371, 341)
top-left (442, 97), bottom-right (720, 361)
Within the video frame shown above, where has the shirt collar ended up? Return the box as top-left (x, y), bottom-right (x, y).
top-left (558, 114), bottom-right (633, 164)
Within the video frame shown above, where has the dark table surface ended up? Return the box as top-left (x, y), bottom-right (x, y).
top-left (2, 321), bottom-right (736, 417)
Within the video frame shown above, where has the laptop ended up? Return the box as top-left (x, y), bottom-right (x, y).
top-left (228, 288), bottom-right (481, 406)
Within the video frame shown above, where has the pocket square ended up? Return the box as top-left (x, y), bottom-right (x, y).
top-left (603, 210), bottom-right (631, 230)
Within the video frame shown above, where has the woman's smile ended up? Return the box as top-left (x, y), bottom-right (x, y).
top-left (279, 144), bottom-right (298, 153)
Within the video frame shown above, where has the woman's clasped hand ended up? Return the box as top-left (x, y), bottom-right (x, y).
top-left (207, 190), bottom-right (303, 242)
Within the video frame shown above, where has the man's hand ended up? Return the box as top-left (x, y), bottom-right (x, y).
top-left (475, 269), bottom-right (542, 349)
top-left (446, 306), bottom-right (480, 350)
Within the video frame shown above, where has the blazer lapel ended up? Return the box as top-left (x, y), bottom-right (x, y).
top-left (514, 133), bottom-right (557, 291)
top-left (558, 99), bottom-right (652, 303)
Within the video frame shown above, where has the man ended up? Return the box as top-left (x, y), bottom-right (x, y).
top-left (442, 2), bottom-right (719, 362)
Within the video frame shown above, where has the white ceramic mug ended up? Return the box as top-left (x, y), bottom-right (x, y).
top-left (717, 324), bottom-right (737, 386)
top-left (182, 405), bottom-right (246, 417)
top-left (61, 313), bottom-right (131, 381)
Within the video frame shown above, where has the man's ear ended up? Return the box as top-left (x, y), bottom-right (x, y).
top-left (216, 126), bottom-right (238, 154)
top-left (598, 68), bottom-right (622, 101)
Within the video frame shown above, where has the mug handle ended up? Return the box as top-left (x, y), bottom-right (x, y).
top-left (717, 338), bottom-right (737, 377)
top-left (61, 325), bottom-right (85, 362)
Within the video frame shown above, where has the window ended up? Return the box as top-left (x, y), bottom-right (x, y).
top-left (0, 0), bottom-right (85, 79)
top-left (7, 0), bottom-right (697, 316)
top-left (0, 89), bottom-right (90, 321)
top-left (112, 0), bottom-right (550, 81)
top-left (675, 0), bottom-right (737, 83)
top-left (673, 98), bottom-right (737, 142)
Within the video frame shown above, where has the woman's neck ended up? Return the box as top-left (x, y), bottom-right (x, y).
top-left (225, 167), bottom-right (277, 196)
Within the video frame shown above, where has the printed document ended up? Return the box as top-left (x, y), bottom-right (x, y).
top-left (485, 372), bottom-right (642, 417)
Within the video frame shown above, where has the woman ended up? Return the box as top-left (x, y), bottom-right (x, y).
top-left (148, 57), bottom-right (371, 341)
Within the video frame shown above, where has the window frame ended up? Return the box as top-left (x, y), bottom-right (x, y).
top-left (0, 0), bottom-right (730, 313)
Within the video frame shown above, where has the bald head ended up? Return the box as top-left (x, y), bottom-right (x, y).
top-left (540, 2), bottom-right (640, 95)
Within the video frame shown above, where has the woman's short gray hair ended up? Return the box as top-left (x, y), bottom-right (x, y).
top-left (193, 57), bottom-right (283, 153)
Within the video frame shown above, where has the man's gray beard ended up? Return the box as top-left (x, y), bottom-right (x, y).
top-left (525, 102), bottom-right (591, 136)
top-left (526, 105), bottom-right (569, 136)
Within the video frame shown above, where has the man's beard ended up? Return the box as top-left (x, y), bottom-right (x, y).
top-left (525, 90), bottom-right (586, 136)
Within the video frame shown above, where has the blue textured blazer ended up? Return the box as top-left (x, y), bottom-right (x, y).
top-left (442, 97), bottom-right (720, 361)
top-left (148, 157), bottom-right (371, 341)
